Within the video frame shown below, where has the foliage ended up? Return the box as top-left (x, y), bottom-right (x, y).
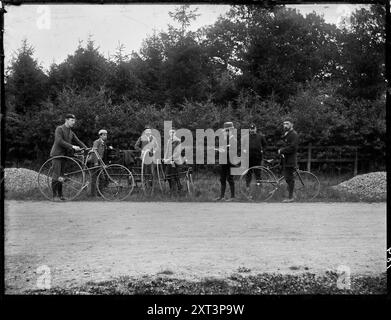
top-left (4, 5), bottom-right (386, 165)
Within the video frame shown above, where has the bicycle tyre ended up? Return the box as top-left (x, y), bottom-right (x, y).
top-left (239, 166), bottom-right (278, 201)
top-left (37, 156), bottom-right (86, 201)
top-left (96, 164), bottom-right (134, 201)
top-left (294, 170), bottom-right (320, 201)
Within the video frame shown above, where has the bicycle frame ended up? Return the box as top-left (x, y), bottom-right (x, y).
top-left (263, 158), bottom-right (306, 188)
top-left (68, 148), bottom-right (117, 185)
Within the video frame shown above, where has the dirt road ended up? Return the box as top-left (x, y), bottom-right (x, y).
top-left (4, 201), bottom-right (386, 293)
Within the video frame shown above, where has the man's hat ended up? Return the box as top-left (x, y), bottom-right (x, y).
top-left (282, 117), bottom-right (293, 124)
top-left (98, 129), bottom-right (108, 135)
top-left (223, 122), bottom-right (234, 130)
top-left (65, 113), bottom-right (76, 120)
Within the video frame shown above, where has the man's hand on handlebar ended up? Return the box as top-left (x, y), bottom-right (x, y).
top-left (72, 145), bottom-right (81, 152)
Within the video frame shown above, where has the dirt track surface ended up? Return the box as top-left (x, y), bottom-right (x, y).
top-left (5, 201), bottom-right (386, 293)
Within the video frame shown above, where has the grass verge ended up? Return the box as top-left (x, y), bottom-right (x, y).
top-left (4, 172), bottom-right (385, 202)
top-left (25, 271), bottom-right (386, 295)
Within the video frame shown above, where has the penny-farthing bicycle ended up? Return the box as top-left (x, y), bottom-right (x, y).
top-left (37, 148), bottom-right (135, 201)
top-left (239, 155), bottom-right (320, 201)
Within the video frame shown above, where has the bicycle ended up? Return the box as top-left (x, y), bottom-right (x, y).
top-left (37, 148), bottom-right (135, 201)
top-left (155, 158), bottom-right (194, 195)
top-left (239, 155), bottom-right (320, 202)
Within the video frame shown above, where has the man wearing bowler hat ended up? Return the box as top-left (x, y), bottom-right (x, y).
top-left (215, 121), bottom-right (237, 201)
top-left (49, 114), bottom-right (87, 201)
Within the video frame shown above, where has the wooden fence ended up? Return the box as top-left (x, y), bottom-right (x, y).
top-left (264, 144), bottom-right (359, 175)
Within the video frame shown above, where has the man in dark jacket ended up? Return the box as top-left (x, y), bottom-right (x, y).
top-left (242, 123), bottom-right (267, 187)
top-left (278, 118), bottom-right (299, 202)
top-left (215, 121), bottom-right (237, 201)
top-left (50, 114), bottom-right (87, 201)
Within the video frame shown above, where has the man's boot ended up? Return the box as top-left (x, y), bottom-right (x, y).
top-left (283, 183), bottom-right (295, 203)
top-left (215, 182), bottom-right (226, 201)
top-left (226, 181), bottom-right (236, 201)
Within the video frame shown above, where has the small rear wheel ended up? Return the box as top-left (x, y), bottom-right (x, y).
top-left (294, 170), bottom-right (320, 201)
top-left (96, 164), bottom-right (134, 201)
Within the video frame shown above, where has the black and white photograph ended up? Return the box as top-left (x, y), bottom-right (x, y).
top-left (1, 0), bottom-right (388, 300)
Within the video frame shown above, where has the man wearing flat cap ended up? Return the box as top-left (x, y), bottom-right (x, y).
top-left (278, 118), bottom-right (299, 202)
top-left (50, 114), bottom-right (87, 201)
top-left (87, 129), bottom-right (109, 197)
top-left (215, 121), bottom-right (237, 201)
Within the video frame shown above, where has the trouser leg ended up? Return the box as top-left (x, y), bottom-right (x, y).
top-left (284, 166), bottom-right (295, 198)
top-left (227, 172), bottom-right (235, 198)
top-left (147, 164), bottom-right (153, 187)
top-left (58, 159), bottom-right (64, 197)
top-left (51, 181), bottom-right (58, 197)
top-left (219, 165), bottom-right (228, 198)
top-left (245, 170), bottom-right (252, 187)
top-left (89, 164), bottom-right (98, 196)
top-left (166, 164), bottom-right (175, 191)
top-left (175, 164), bottom-right (182, 191)
top-left (253, 157), bottom-right (262, 181)
top-left (51, 159), bottom-right (63, 197)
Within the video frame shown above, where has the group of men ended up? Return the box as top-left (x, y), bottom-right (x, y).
top-left (49, 114), bottom-right (298, 201)
top-left (214, 120), bottom-right (298, 202)
top-left (134, 125), bottom-right (184, 191)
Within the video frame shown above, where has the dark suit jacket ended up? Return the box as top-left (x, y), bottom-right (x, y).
top-left (280, 129), bottom-right (299, 167)
top-left (242, 132), bottom-right (267, 160)
top-left (50, 124), bottom-right (87, 157)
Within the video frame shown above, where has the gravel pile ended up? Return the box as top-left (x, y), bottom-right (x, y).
top-left (333, 171), bottom-right (386, 201)
top-left (4, 168), bottom-right (41, 193)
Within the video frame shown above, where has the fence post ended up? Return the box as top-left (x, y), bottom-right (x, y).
top-left (354, 147), bottom-right (358, 176)
top-left (307, 144), bottom-right (312, 172)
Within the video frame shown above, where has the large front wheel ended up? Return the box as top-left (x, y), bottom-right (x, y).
top-left (96, 164), bottom-right (134, 201)
top-left (239, 166), bottom-right (278, 201)
top-left (37, 156), bottom-right (86, 201)
top-left (294, 170), bottom-right (320, 201)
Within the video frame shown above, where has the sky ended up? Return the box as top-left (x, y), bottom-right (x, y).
top-left (4, 3), bottom-right (368, 72)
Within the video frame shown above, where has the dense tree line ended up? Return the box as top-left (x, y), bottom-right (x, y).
top-left (4, 5), bottom-right (386, 166)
